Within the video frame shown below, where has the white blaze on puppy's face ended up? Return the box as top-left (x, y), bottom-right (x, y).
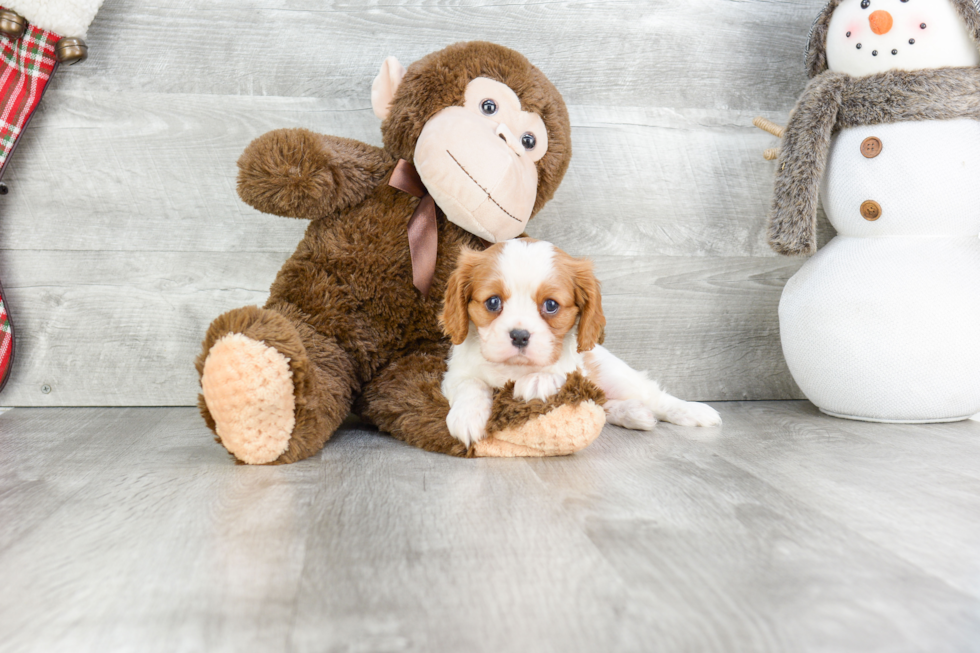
top-left (413, 78), bottom-right (548, 243)
top-left (473, 240), bottom-right (563, 366)
top-left (825, 0), bottom-right (980, 77)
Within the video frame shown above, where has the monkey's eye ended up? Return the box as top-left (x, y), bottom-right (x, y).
top-left (861, 0), bottom-right (870, 7)
top-left (542, 299), bottom-right (559, 315)
top-left (485, 296), bottom-right (502, 312)
top-left (481, 99), bottom-right (498, 116)
top-left (521, 133), bottom-right (537, 150)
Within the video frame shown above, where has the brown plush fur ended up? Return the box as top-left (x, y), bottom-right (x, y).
top-left (197, 42), bottom-right (576, 463)
top-left (485, 371), bottom-right (605, 437)
top-left (769, 67), bottom-right (980, 255)
top-left (237, 132), bottom-right (395, 220)
top-left (805, 0), bottom-right (980, 78)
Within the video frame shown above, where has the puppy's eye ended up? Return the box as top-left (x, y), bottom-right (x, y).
top-left (481, 99), bottom-right (497, 116)
top-left (521, 133), bottom-right (536, 150)
top-left (542, 299), bottom-right (559, 315)
top-left (484, 296), bottom-right (502, 312)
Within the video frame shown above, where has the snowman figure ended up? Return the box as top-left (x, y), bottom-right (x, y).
top-left (765, 0), bottom-right (980, 422)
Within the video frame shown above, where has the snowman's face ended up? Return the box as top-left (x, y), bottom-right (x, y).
top-left (826, 0), bottom-right (980, 77)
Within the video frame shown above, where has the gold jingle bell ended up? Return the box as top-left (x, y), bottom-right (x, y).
top-left (56, 36), bottom-right (87, 64)
top-left (0, 9), bottom-right (27, 39)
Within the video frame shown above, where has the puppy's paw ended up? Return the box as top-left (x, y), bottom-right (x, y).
top-left (446, 399), bottom-right (492, 447)
top-left (514, 372), bottom-right (567, 402)
top-left (663, 401), bottom-right (722, 427)
top-left (605, 399), bottom-right (657, 431)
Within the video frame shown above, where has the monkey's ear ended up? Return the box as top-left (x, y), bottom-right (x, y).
top-left (371, 56), bottom-right (407, 120)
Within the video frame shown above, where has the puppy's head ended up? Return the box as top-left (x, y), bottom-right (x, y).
top-left (440, 238), bottom-right (605, 366)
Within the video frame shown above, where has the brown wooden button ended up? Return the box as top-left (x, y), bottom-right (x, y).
top-left (860, 200), bottom-right (882, 221)
top-left (861, 136), bottom-right (882, 158)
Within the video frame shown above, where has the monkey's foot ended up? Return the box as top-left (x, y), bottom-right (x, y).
top-left (201, 333), bottom-right (296, 465)
top-left (471, 371), bottom-right (606, 458)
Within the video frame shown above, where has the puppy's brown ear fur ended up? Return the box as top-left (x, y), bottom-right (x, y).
top-left (440, 247), bottom-right (479, 345)
top-left (572, 259), bottom-right (606, 353)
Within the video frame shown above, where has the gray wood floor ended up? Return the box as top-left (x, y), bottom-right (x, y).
top-left (1, 403), bottom-right (979, 653)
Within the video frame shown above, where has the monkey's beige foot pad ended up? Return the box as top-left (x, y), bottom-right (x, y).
top-left (472, 371), bottom-right (606, 458)
top-left (201, 333), bottom-right (296, 465)
top-left (473, 402), bottom-right (605, 457)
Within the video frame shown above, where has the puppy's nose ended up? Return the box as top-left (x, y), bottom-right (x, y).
top-left (510, 329), bottom-right (530, 348)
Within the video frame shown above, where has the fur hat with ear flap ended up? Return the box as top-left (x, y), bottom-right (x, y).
top-left (768, 0), bottom-right (980, 255)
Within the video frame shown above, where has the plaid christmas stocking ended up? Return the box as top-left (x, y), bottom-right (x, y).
top-left (0, 0), bottom-right (101, 392)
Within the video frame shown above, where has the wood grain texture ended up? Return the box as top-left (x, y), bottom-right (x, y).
top-left (1, 404), bottom-right (979, 652)
top-left (1, 96), bottom-right (834, 258)
top-left (59, 0), bottom-right (818, 110)
top-left (0, 250), bottom-right (803, 406)
top-left (0, 0), bottom-right (838, 405)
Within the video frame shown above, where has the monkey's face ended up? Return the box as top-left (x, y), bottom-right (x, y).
top-left (413, 78), bottom-right (549, 243)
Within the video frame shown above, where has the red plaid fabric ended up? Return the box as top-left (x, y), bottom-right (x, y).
top-left (0, 287), bottom-right (11, 391)
top-left (0, 14), bottom-right (59, 178)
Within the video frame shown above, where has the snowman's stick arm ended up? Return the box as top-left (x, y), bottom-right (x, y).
top-left (753, 117), bottom-right (785, 138)
top-left (753, 117), bottom-right (786, 160)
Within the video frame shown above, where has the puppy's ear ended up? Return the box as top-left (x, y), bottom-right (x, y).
top-left (572, 258), bottom-right (606, 353)
top-left (440, 247), bottom-right (479, 345)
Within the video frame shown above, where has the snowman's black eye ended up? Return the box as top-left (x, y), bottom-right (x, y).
top-left (872, 50), bottom-right (878, 56)
top-left (921, 23), bottom-right (927, 29)
top-left (857, 43), bottom-right (863, 49)
top-left (521, 133), bottom-right (536, 150)
top-left (861, 0), bottom-right (870, 8)
top-left (909, 38), bottom-right (915, 44)
top-left (891, 49), bottom-right (898, 55)
top-left (846, 31), bottom-right (852, 37)
top-left (481, 99), bottom-right (497, 116)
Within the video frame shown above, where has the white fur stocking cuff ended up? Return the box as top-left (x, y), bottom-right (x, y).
top-left (4, 0), bottom-right (104, 38)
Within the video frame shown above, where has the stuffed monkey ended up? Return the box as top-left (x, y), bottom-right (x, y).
top-left (196, 42), bottom-right (610, 463)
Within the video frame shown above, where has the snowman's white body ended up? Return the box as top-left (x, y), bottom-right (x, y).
top-left (780, 119), bottom-right (980, 421)
top-left (777, 0), bottom-right (980, 422)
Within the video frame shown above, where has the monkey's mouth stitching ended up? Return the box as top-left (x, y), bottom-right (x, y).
top-left (446, 150), bottom-right (522, 223)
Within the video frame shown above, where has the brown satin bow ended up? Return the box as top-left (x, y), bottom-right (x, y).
top-left (389, 159), bottom-right (438, 298)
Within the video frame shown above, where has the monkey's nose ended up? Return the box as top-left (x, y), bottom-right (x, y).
top-left (869, 10), bottom-right (893, 35)
top-left (495, 123), bottom-right (523, 157)
top-left (510, 329), bottom-right (530, 348)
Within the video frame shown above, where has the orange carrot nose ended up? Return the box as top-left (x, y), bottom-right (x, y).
top-left (869, 10), bottom-right (893, 35)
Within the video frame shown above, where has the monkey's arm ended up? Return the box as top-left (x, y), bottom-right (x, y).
top-left (237, 128), bottom-right (395, 220)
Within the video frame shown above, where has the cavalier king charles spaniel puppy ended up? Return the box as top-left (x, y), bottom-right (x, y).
top-left (439, 238), bottom-right (722, 446)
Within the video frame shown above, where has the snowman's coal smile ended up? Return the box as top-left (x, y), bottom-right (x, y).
top-left (846, 4), bottom-right (928, 58)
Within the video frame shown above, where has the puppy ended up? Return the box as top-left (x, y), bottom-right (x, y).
top-left (439, 238), bottom-right (722, 446)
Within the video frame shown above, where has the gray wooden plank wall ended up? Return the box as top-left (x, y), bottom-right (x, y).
top-left (0, 0), bottom-right (835, 406)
